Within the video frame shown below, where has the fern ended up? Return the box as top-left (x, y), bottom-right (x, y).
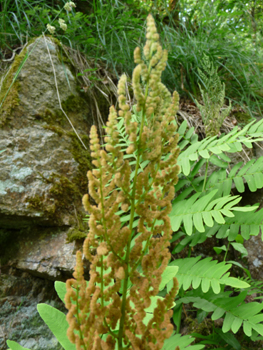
top-left (206, 206), bottom-right (263, 241)
top-left (178, 288), bottom-right (263, 337)
top-left (168, 257), bottom-right (249, 294)
top-left (177, 118), bottom-right (263, 177)
top-left (195, 54), bottom-right (232, 137)
top-left (234, 277), bottom-right (263, 301)
top-left (163, 333), bottom-right (205, 350)
top-left (169, 189), bottom-right (255, 235)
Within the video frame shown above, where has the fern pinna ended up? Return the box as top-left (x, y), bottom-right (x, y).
top-left (168, 117), bottom-right (263, 344)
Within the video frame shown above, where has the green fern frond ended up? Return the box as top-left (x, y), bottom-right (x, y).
top-left (169, 189), bottom-right (254, 235)
top-left (169, 257), bottom-right (249, 294)
top-left (206, 206), bottom-right (263, 241)
top-left (163, 333), bottom-right (205, 350)
top-left (179, 288), bottom-right (263, 337)
top-left (206, 157), bottom-right (263, 194)
top-left (171, 205), bottom-right (263, 252)
top-left (177, 118), bottom-right (263, 176)
top-left (171, 230), bottom-right (207, 254)
top-left (174, 155), bottom-right (263, 204)
top-left (234, 277), bottom-right (263, 301)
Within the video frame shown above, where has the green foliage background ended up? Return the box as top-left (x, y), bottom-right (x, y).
top-left (2, 0), bottom-right (263, 115)
top-left (2, 1), bottom-right (263, 349)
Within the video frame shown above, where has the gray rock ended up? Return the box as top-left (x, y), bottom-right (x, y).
top-left (0, 35), bottom-right (107, 350)
top-left (0, 36), bottom-right (95, 278)
top-left (0, 272), bottom-right (65, 350)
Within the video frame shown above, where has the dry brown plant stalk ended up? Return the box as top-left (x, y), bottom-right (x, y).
top-left (65, 14), bottom-right (181, 350)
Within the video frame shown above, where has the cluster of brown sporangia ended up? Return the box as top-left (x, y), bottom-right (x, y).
top-left (65, 14), bottom-right (181, 350)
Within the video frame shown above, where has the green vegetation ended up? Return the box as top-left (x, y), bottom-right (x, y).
top-left (195, 54), bottom-right (232, 137)
top-left (2, 1), bottom-right (263, 350)
top-left (2, 0), bottom-right (263, 117)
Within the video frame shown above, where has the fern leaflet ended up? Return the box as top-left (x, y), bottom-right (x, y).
top-left (169, 190), bottom-right (254, 235)
top-left (179, 288), bottom-right (263, 336)
top-left (169, 257), bottom-right (249, 294)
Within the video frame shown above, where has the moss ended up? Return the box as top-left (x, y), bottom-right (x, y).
top-left (42, 124), bottom-right (65, 136)
top-left (69, 134), bottom-right (92, 191)
top-left (233, 111), bottom-right (252, 125)
top-left (66, 226), bottom-right (87, 243)
top-left (26, 173), bottom-right (83, 225)
top-left (61, 93), bottom-right (89, 113)
top-left (26, 193), bottom-right (56, 217)
top-left (34, 107), bottom-right (66, 127)
top-left (184, 316), bottom-right (213, 337)
top-left (0, 35), bottom-right (64, 127)
top-left (49, 174), bottom-right (82, 206)
top-left (0, 54), bottom-right (23, 126)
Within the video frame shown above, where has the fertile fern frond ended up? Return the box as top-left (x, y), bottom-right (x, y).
top-left (163, 333), bottom-right (205, 350)
top-left (169, 257), bottom-right (249, 294)
top-left (179, 288), bottom-right (263, 337)
top-left (169, 189), bottom-right (254, 235)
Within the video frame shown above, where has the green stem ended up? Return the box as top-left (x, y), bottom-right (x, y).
top-left (117, 110), bottom-right (146, 350)
top-left (187, 246), bottom-right (192, 258)
top-left (202, 159), bottom-right (209, 192)
top-left (117, 55), bottom-right (155, 349)
top-left (223, 242), bottom-right (230, 262)
top-left (186, 175), bottom-right (199, 193)
top-left (117, 41), bottom-right (158, 348)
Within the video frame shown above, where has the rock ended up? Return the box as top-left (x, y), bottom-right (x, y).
top-left (0, 35), bottom-right (99, 278)
top-left (244, 233), bottom-right (263, 280)
top-left (0, 271), bottom-right (65, 350)
top-left (8, 228), bottom-right (89, 281)
top-left (238, 187), bottom-right (263, 280)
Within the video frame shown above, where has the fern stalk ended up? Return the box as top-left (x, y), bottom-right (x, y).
top-left (65, 14), bottom-right (181, 350)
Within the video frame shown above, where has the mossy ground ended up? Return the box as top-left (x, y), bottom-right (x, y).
top-left (0, 53), bottom-right (23, 126)
top-left (232, 110), bottom-right (252, 125)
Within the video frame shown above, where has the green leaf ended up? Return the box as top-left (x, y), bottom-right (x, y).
top-left (234, 176), bottom-right (245, 192)
top-left (163, 333), bottom-right (205, 350)
top-left (55, 281), bottom-right (67, 304)
top-left (178, 120), bottom-right (188, 136)
top-left (213, 245), bottom-right (227, 255)
top-left (6, 341), bottom-right (31, 350)
top-left (169, 257), bottom-right (242, 293)
top-left (193, 212), bottom-right (205, 232)
top-left (37, 304), bottom-right (76, 350)
top-left (159, 266), bottom-right (178, 291)
top-left (181, 157), bottom-right (191, 176)
top-left (209, 155), bottom-right (228, 168)
top-left (210, 210), bottom-right (225, 224)
top-left (181, 288), bottom-right (263, 336)
top-left (199, 149), bottom-right (210, 158)
top-left (215, 328), bottom-right (241, 350)
top-left (183, 213), bottom-right (193, 235)
top-left (230, 243), bottom-right (248, 257)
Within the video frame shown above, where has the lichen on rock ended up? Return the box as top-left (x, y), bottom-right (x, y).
top-left (0, 35), bottom-right (103, 279)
